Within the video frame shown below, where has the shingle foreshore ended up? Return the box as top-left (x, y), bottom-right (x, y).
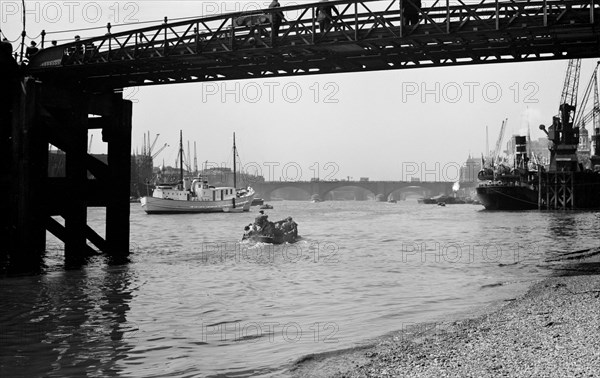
top-left (291, 264), bottom-right (600, 377)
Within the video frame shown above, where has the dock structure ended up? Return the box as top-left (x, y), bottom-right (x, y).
top-left (2, 0), bottom-right (600, 273)
top-left (2, 79), bottom-right (132, 272)
top-left (538, 171), bottom-right (600, 210)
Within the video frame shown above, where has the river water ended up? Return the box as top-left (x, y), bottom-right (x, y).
top-left (1, 201), bottom-right (599, 377)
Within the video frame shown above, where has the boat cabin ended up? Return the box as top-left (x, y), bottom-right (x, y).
top-left (152, 177), bottom-right (238, 202)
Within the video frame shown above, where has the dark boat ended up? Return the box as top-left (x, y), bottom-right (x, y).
top-left (242, 216), bottom-right (299, 244)
top-left (243, 232), bottom-right (298, 245)
top-left (476, 134), bottom-right (540, 210)
top-left (421, 196), bottom-right (441, 204)
top-left (251, 198), bottom-right (264, 206)
top-left (476, 183), bottom-right (538, 210)
top-left (420, 194), bottom-right (468, 205)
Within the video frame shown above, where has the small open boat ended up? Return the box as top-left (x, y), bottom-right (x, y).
top-left (242, 215), bottom-right (299, 244)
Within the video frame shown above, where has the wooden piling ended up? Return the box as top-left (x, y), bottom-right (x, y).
top-left (64, 92), bottom-right (89, 267)
top-left (10, 78), bottom-right (47, 273)
top-left (106, 95), bottom-right (132, 263)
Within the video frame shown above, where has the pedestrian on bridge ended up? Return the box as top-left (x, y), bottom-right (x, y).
top-left (25, 41), bottom-right (39, 60)
top-left (317, 0), bottom-right (335, 34)
top-left (403, 0), bottom-right (422, 26)
top-left (269, 0), bottom-right (285, 45)
top-left (69, 35), bottom-right (83, 59)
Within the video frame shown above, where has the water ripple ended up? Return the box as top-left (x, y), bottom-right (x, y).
top-left (2, 202), bottom-right (599, 377)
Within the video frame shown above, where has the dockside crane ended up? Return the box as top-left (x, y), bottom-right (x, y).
top-left (492, 118), bottom-right (508, 167)
top-left (539, 59), bottom-right (582, 172)
top-left (574, 62), bottom-right (600, 165)
top-left (148, 134), bottom-right (160, 156)
top-left (152, 143), bottom-right (168, 160)
top-left (574, 62), bottom-right (599, 129)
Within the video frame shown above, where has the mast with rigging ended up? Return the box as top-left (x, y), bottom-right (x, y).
top-left (179, 130), bottom-right (184, 188)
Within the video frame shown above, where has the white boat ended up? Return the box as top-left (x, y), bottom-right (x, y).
top-left (141, 132), bottom-right (255, 214)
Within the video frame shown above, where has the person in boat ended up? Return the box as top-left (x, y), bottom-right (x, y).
top-left (262, 220), bottom-right (276, 237)
top-left (254, 211), bottom-right (268, 231)
top-left (243, 225), bottom-right (252, 240)
top-left (284, 217), bottom-right (298, 238)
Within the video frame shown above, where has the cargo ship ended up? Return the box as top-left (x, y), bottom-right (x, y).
top-left (477, 60), bottom-right (600, 210)
top-left (476, 135), bottom-right (540, 210)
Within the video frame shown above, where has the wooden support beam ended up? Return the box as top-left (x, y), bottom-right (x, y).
top-left (86, 225), bottom-right (108, 253)
top-left (9, 78), bottom-right (47, 273)
top-left (46, 121), bottom-right (109, 181)
top-left (88, 116), bottom-right (113, 130)
top-left (106, 95), bottom-right (132, 263)
top-left (63, 91), bottom-right (89, 267)
top-left (47, 217), bottom-right (99, 257)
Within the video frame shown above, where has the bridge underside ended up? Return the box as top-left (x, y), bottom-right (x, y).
top-left (29, 0), bottom-right (600, 90)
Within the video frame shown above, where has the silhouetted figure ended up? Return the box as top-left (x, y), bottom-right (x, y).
top-left (317, 0), bottom-right (335, 33)
top-left (84, 41), bottom-right (96, 58)
top-left (25, 41), bottom-right (39, 59)
top-left (1, 37), bottom-right (19, 186)
top-left (269, 0), bottom-right (285, 45)
top-left (69, 35), bottom-right (83, 59)
top-left (403, 0), bottom-right (422, 26)
top-left (0, 38), bottom-right (18, 81)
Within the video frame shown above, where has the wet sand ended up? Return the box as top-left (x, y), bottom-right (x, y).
top-left (290, 258), bottom-right (600, 377)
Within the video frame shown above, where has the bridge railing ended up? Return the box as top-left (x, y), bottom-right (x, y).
top-left (29, 0), bottom-right (599, 70)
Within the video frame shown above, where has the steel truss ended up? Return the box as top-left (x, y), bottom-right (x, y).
top-left (28, 0), bottom-right (600, 90)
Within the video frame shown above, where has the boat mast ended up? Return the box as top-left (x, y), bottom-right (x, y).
top-left (179, 130), bottom-right (184, 187)
top-left (233, 132), bottom-right (237, 189)
top-left (194, 142), bottom-right (198, 177)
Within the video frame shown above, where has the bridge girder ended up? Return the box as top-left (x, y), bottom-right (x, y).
top-left (27, 0), bottom-right (600, 90)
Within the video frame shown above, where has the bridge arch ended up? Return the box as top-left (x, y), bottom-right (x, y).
top-left (319, 183), bottom-right (378, 201)
top-left (383, 182), bottom-right (453, 199)
top-left (255, 183), bottom-right (314, 201)
top-left (386, 185), bottom-right (433, 200)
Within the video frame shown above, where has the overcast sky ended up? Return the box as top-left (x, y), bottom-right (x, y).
top-left (2, 1), bottom-right (598, 181)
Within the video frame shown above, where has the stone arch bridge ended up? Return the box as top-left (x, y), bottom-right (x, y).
top-left (252, 181), bottom-right (453, 200)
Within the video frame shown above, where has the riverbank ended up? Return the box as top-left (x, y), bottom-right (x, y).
top-left (290, 259), bottom-right (600, 377)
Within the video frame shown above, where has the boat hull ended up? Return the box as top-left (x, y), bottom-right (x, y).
top-left (476, 185), bottom-right (538, 210)
top-left (243, 233), bottom-right (298, 245)
top-left (141, 193), bottom-right (255, 214)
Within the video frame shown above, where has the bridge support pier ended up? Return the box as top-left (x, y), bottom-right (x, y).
top-left (64, 92), bottom-right (89, 266)
top-left (105, 96), bottom-right (132, 264)
top-left (1, 79), bottom-right (133, 274)
top-left (9, 78), bottom-right (47, 272)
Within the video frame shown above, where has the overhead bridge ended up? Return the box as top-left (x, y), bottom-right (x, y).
top-left (3, 0), bottom-right (600, 273)
top-left (28, 0), bottom-right (600, 90)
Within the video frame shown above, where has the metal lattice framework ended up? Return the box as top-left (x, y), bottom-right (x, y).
top-left (28, 0), bottom-right (600, 90)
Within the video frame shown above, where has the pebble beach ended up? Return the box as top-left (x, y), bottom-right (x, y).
top-left (291, 259), bottom-right (600, 377)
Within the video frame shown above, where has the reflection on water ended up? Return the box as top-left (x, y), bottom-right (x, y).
top-left (0, 264), bottom-right (136, 377)
top-left (2, 202), bottom-right (599, 377)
